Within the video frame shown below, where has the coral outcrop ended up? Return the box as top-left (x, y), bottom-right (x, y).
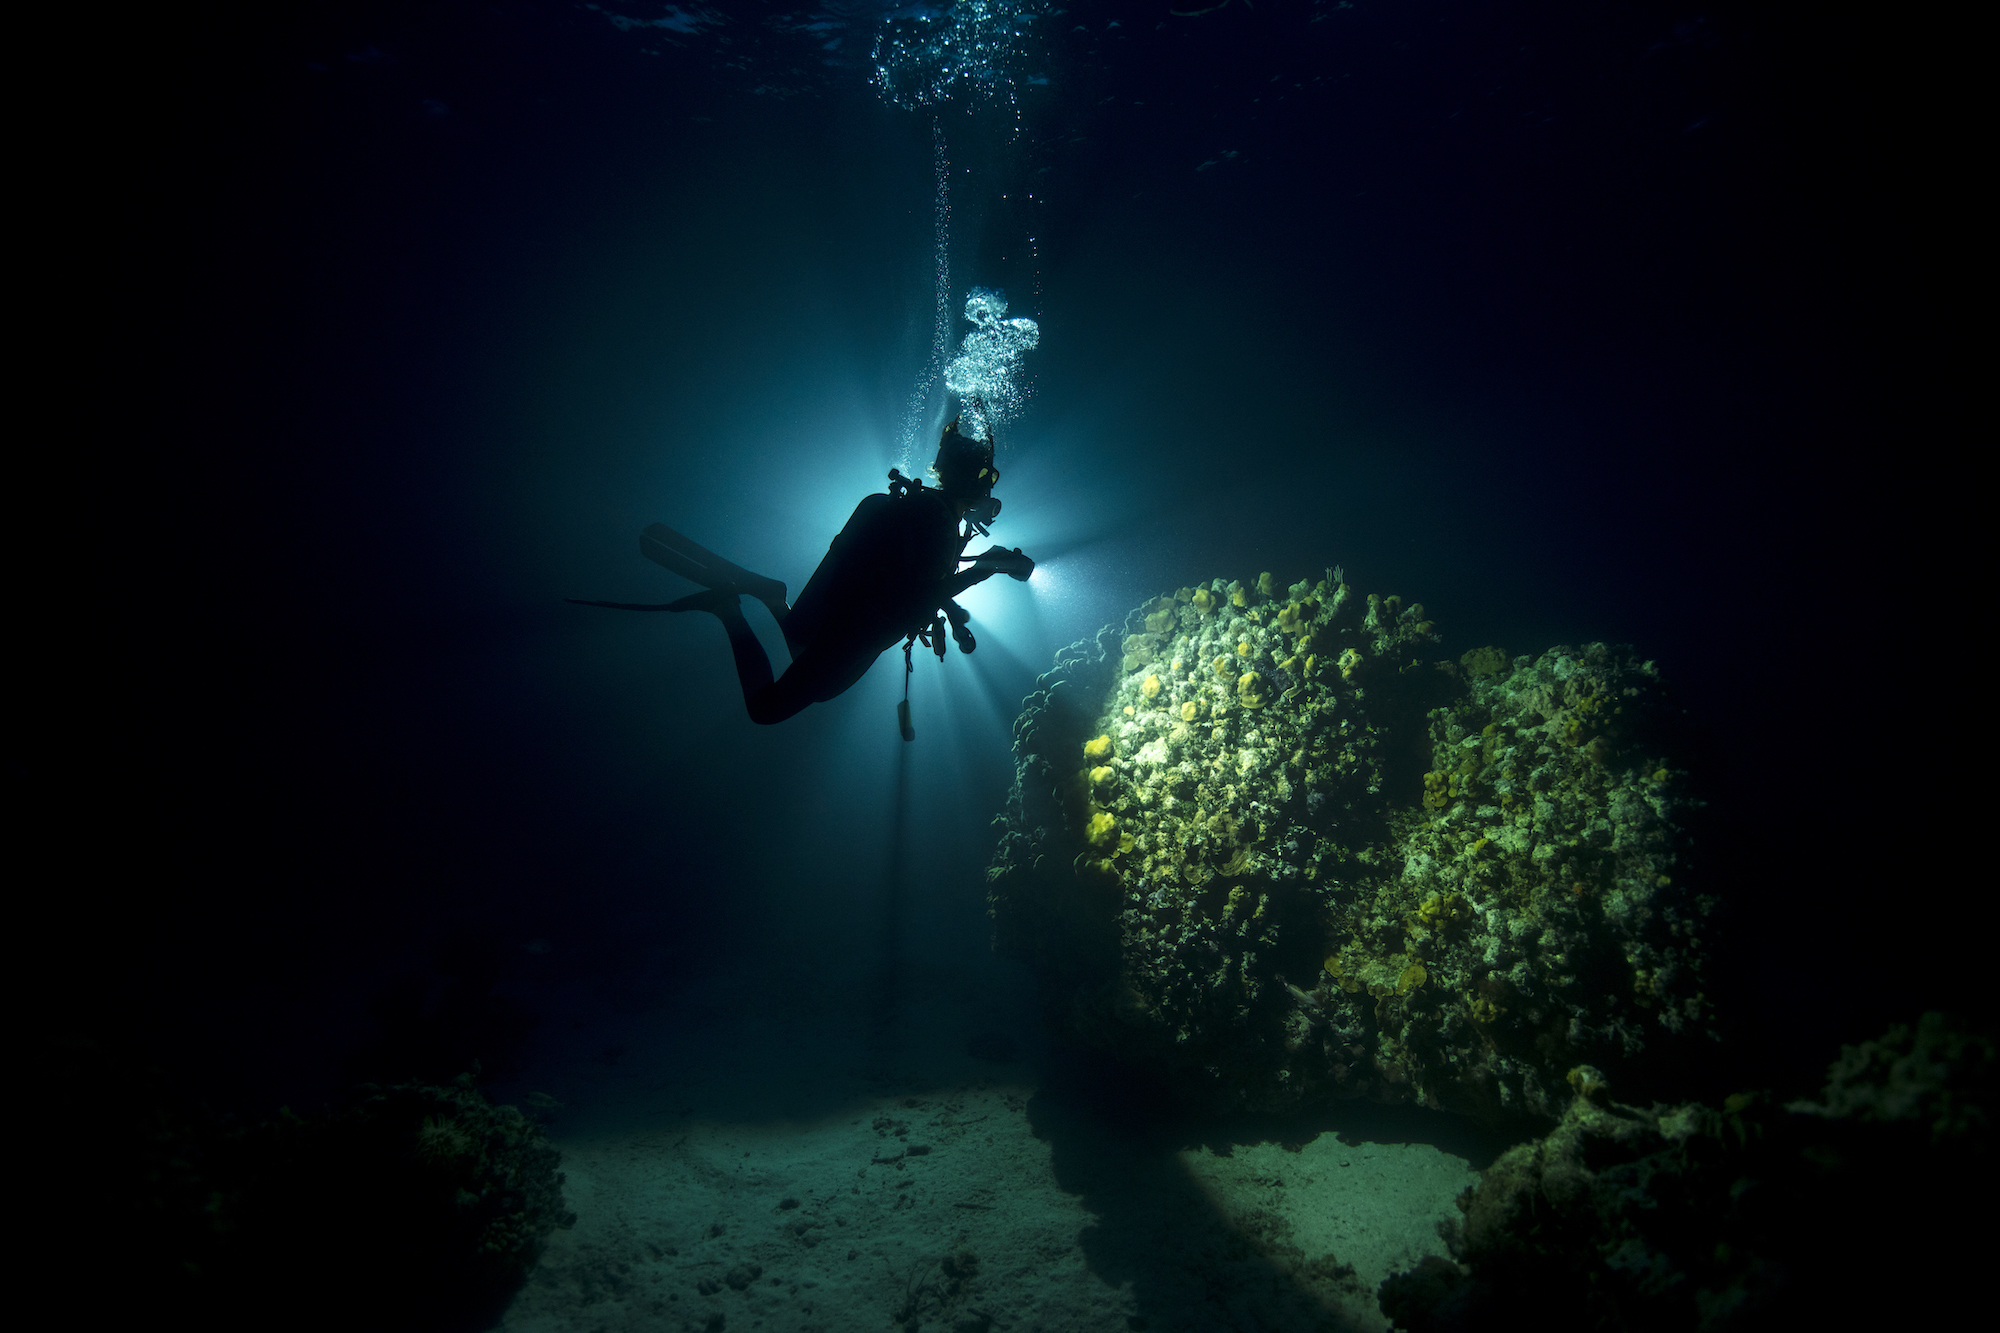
top-left (988, 569), bottom-right (1715, 1122)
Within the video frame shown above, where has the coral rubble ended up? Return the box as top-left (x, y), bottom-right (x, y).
top-left (988, 570), bottom-right (1715, 1123)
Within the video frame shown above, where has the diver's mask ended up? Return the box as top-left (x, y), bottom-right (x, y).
top-left (962, 494), bottom-right (1001, 537)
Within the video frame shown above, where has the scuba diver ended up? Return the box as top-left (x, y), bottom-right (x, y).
top-left (569, 412), bottom-right (1034, 734)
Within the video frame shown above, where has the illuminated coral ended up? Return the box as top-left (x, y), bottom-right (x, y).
top-left (1236, 672), bottom-right (1268, 710)
top-left (987, 570), bottom-right (1713, 1123)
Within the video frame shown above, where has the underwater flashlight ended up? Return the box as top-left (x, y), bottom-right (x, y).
top-left (960, 546), bottom-right (1034, 581)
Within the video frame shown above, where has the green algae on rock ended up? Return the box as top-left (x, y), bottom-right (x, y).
top-left (988, 569), bottom-right (1716, 1123)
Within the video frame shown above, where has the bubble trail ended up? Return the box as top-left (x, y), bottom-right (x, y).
top-left (897, 121), bottom-right (954, 473)
top-left (944, 287), bottom-right (1039, 443)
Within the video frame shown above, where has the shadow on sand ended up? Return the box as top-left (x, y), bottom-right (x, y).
top-left (1024, 1042), bottom-right (1528, 1333)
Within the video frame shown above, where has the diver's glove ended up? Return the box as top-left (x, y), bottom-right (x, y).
top-left (966, 546), bottom-right (1035, 581)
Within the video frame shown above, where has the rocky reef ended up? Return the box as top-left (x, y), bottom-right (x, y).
top-left (1376, 1013), bottom-right (1994, 1330)
top-left (988, 569), bottom-right (1716, 1123)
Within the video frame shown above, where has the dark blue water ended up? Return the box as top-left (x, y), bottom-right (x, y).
top-left (48, 0), bottom-right (1965, 1308)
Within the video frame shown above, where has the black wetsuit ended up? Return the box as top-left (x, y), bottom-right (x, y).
top-left (714, 487), bottom-right (998, 724)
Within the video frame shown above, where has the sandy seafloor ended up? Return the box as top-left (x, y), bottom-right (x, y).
top-left (493, 964), bottom-right (1481, 1333)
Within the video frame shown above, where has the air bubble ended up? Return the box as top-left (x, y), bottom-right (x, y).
top-left (943, 287), bottom-right (1039, 440)
top-left (870, 1), bottom-right (1050, 112)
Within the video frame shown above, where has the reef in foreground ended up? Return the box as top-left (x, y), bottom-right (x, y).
top-left (77, 1052), bottom-right (576, 1333)
top-left (1376, 1013), bottom-right (1994, 1330)
top-left (988, 569), bottom-right (1715, 1125)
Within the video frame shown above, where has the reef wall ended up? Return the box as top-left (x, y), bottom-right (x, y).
top-left (988, 570), bottom-right (1716, 1124)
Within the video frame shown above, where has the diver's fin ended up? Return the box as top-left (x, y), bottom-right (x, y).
top-left (566, 598), bottom-right (681, 611)
top-left (639, 524), bottom-right (718, 585)
top-left (639, 524), bottom-right (789, 615)
top-left (565, 591), bottom-right (739, 613)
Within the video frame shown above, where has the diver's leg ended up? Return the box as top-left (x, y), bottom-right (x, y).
top-left (641, 525), bottom-right (789, 620)
top-left (744, 637), bottom-right (883, 726)
top-left (801, 640), bottom-right (881, 703)
top-left (690, 592), bottom-right (781, 716)
top-left (680, 591), bottom-right (821, 726)
top-left (674, 591), bottom-right (881, 725)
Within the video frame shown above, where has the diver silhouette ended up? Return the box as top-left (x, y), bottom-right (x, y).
top-left (570, 415), bottom-right (1034, 731)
